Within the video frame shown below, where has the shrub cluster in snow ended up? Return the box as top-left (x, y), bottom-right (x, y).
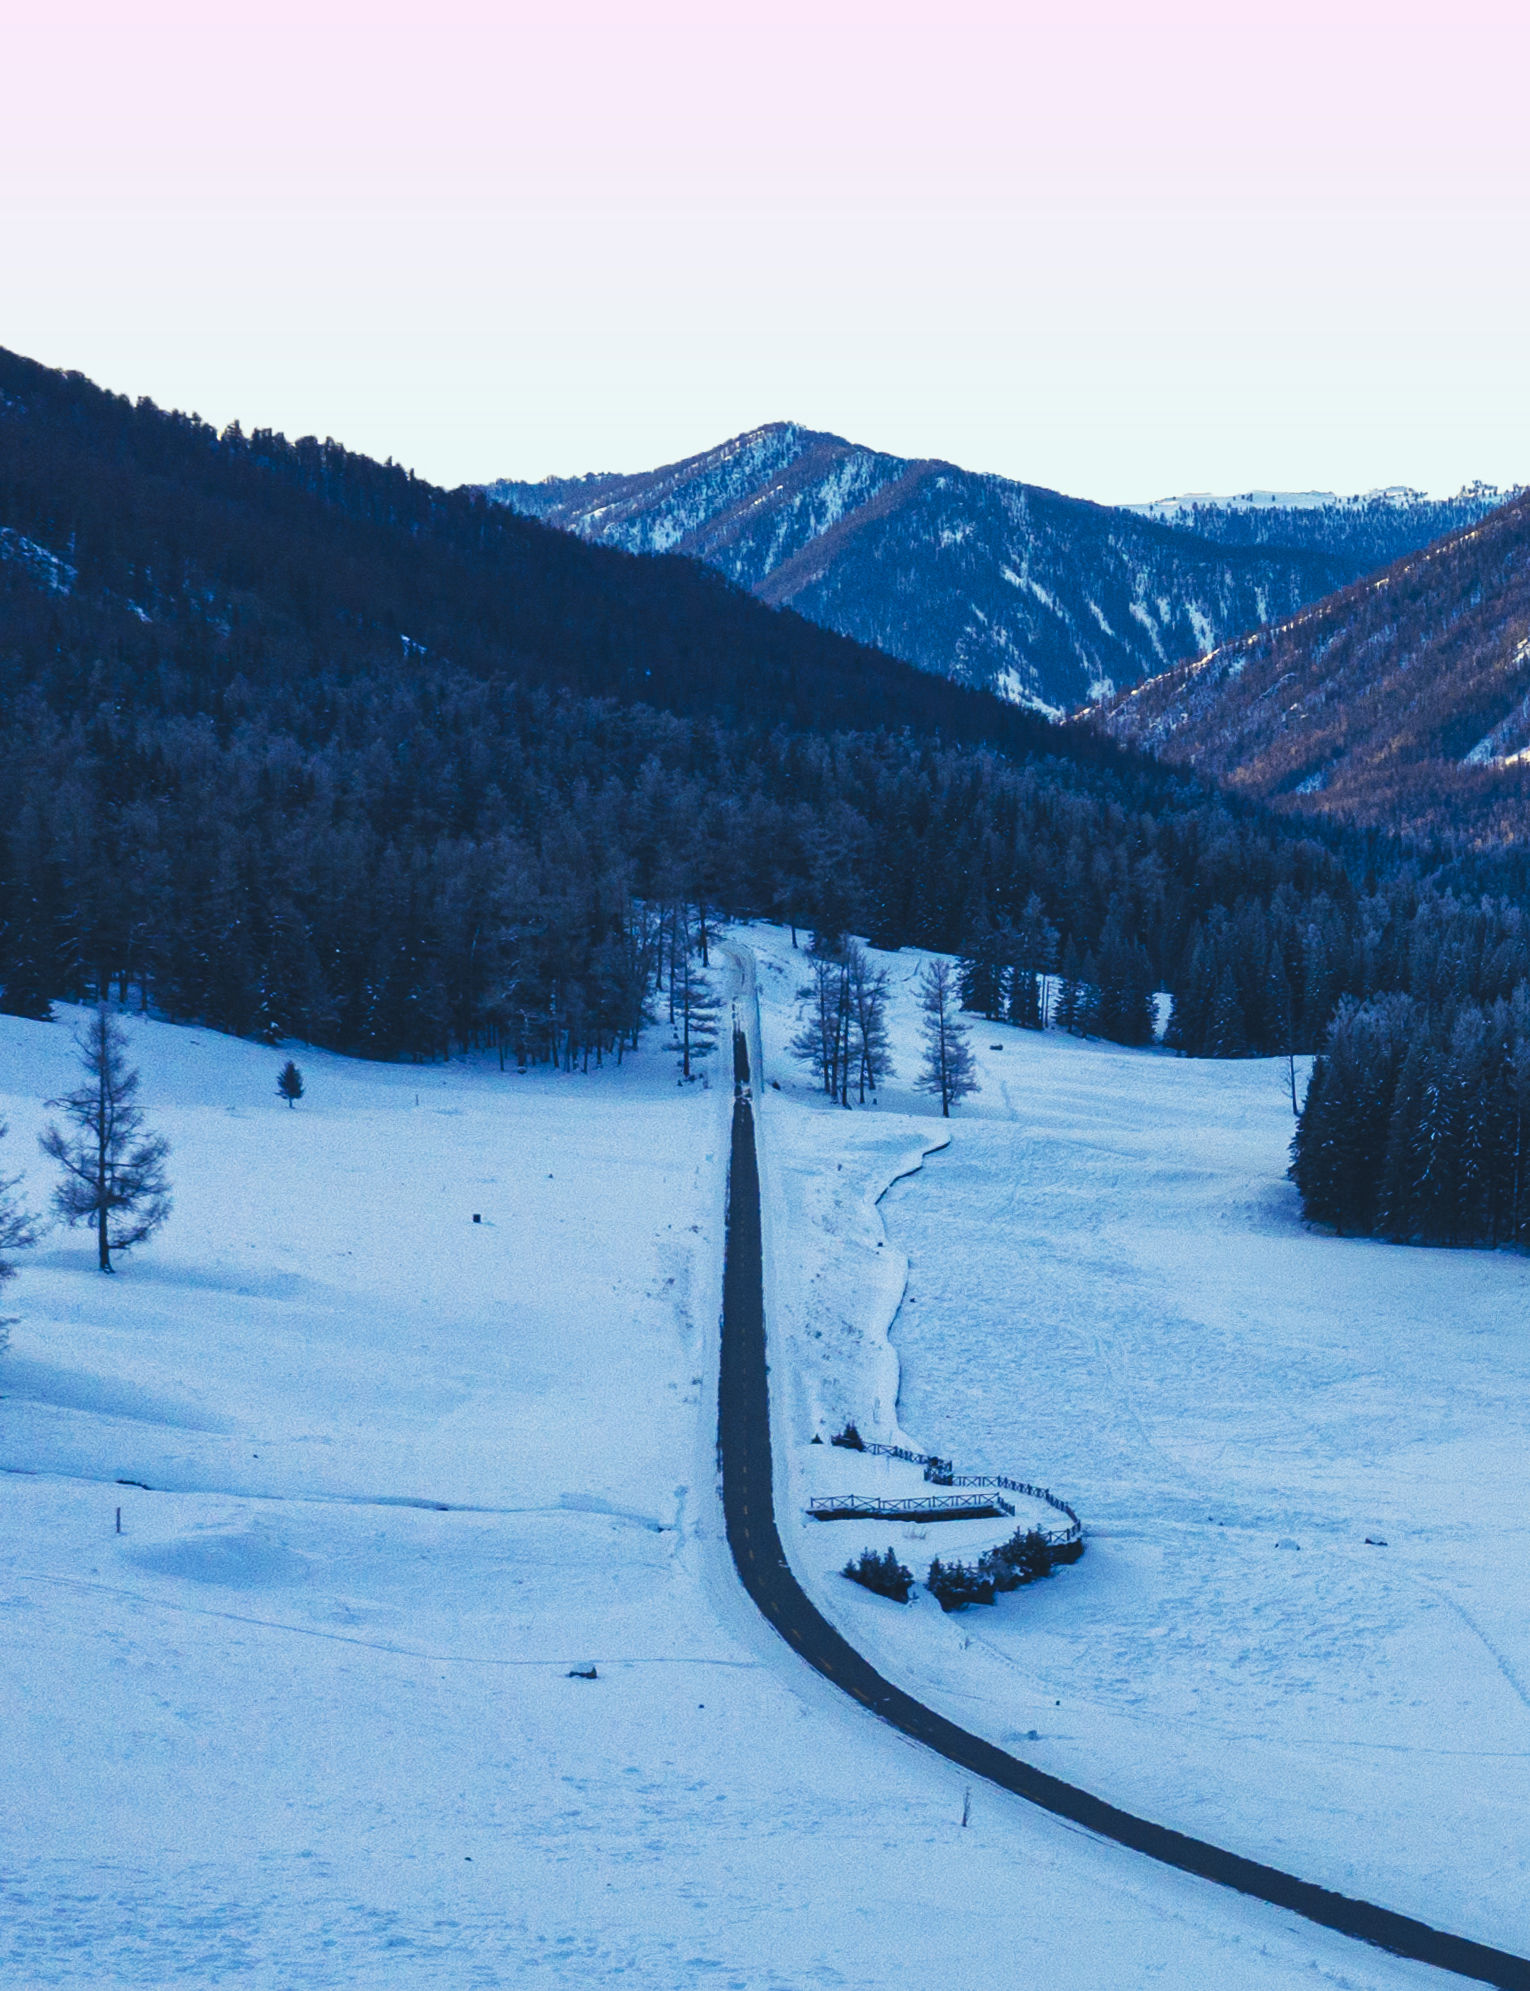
top-left (841, 1547), bottom-right (915, 1602)
top-left (926, 1526), bottom-right (1070, 1613)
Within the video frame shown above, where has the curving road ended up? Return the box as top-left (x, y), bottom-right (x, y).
top-left (719, 1040), bottom-right (1530, 1991)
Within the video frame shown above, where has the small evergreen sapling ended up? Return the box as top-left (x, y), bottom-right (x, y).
top-left (842, 1547), bottom-right (915, 1602)
top-left (979, 1526), bottom-right (1055, 1592)
top-left (925, 1555), bottom-right (995, 1612)
top-left (1014, 1527), bottom-right (1055, 1582)
top-left (39, 1009), bottom-right (171, 1273)
top-left (928, 1528), bottom-right (1064, 1612)
top-left (277, 1059), bottom-right (305, 1108)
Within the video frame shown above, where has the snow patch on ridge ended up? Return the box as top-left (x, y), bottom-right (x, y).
top-left (1463, 639), bottom-right (1530, 765)
top-left (0, 527), bottom-right (75, 594)
top-left (1185, 603), bottom-right (1216, 656)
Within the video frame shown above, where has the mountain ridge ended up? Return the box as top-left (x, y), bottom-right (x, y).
top-left (487, 426), bottom-right (1512, 717)
top-left (1091, 490), bottom-right (1530, 845)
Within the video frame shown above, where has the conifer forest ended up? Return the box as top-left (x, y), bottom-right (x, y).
top-left (3, 349), bottom-right (1530, 1244)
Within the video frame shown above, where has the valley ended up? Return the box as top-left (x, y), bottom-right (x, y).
top-left (7, 5), bottom-right (1529, 1984)
top-left (3, 942), bottom-right (1525, 1984)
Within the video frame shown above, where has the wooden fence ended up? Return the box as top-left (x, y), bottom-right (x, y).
top-left (829, 1442), bottom-right (1082, 1547)
top-left (809, 1491), bottom-right (1016, 1522)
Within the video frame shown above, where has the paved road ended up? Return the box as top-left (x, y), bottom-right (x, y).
top-left (718, 1045), bottom-right (1530, 1991)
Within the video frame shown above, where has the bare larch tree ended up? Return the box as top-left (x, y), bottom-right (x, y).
top-left (915, 959), bottom-right (979, 1118)
top-left (40, 1009), bottom-right (172, 1272)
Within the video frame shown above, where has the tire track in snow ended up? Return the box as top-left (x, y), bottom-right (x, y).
top-left (10, 1569), bottom-right (761, 1669)
top-left (1402, 1573), bottom-right (1530, 1717)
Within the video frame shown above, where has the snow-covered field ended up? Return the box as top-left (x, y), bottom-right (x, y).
top-left (749, 926), bottom-right (1530, 1959)
top-left (0, 956), bottom-right (1512, 1986)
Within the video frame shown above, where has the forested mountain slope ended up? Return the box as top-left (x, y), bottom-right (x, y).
top-left (2, 346), bottom-right (1527, 1074)
top-left (487, 427), bottom-right (1504, 717)
top-left (0, 354), bottom-right (1078, 761)
top-left (1093, 491), bottom-right (1530, 847)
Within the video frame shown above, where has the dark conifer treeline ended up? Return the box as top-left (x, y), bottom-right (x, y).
top-left (3, 345), bottom-right (1530, 1085)
top-left (0, 666), bottom-right (1386, 1067)
top-left (1291, 988), bottom-right (1530, 1247)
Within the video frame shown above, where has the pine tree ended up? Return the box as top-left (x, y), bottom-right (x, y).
top-left (1442, 1006), bottom-right (1498, 1246)
top-left (926, 1555), bottom-right (996, 1611)
top-left (1007, 968), bottom-right (1043, 1030)
top-left (1053, 940), bottom-right (1086, 1036)
top-left (1092, 920), bottom-right (1156, 1047)
top-left (1378, 1035), bottom-right (1451, 1244)
top-left (1012, 894), bottom-right (1059, 996)
top-left (1074, 949), bottom-right (1102, 1036)
top-left (672, 930), bottom-right (720, 1080)
top-left (1269, 960), bottom-right (1299, 1112)
top-left (0, 1119), bottom-right (42, 1347)
top-left (1164, 926), bottom-right (1211, 1054)
top-left (39, 1010), bottom-right (172, 1272)
top-left (842, 1546), bottom-right (914, 1602)
top-left (846, 942), bottom-right (893, 1103)
top-left (277, 1059), bottom-right (305, 1108)
top-left (1206, 968), bottom-right (1248, 1057)
top-left (979, 1526), bottom-right (1055, 1591)
top-left (0, 807), bottom-right (58, 1021)
top-left (1506, 1006), bottom-right (1530, 1245)
top-left (1291, 993), bottom-right (1418, 1236)
top-left (956, 904), bottom-right (1008, 1021)
top-left (1014, 1527), bottom-right (1054, 1583)
top-left (790, 956), bottom-right (847, 1099)
top-left (915, 959), bottom-right (979, 1117)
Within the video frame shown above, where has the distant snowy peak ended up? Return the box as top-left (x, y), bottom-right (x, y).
top-left (1133, 488), bottom-right (1416, 520)
top-left (1114, 482), bottom-right (1519, 590)
top-left (483, 430), bottom-right (1516, 719)
top-left (486, 423), bottom-right (903, 576)
top-left (1131, 482), bottom-right (1516, 524)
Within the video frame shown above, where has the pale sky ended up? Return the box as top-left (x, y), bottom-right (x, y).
top-left (4, 0), bottom-right (1527, 503)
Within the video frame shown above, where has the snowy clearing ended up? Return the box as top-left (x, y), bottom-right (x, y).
top-left (0, 982), bottom-right (1499, 1987)
top-left (748, 924), bottom-right (1530, 1960)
